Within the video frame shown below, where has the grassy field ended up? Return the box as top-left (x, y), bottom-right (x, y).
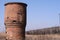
top-left (25, 34), bottom-right (60, 40)
top-left (0, 27), bottom-right (60, 40)
top-left (0, 34), bottom-right (60, 40)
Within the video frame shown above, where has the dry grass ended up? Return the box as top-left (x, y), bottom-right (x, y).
top-left (25, 34), bottom-right (60, 40)
top-left (0, 34), bottom-right (60, 40)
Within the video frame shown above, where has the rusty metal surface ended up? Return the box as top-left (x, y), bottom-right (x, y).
top-left (4, 2), bottom-right (27, 40)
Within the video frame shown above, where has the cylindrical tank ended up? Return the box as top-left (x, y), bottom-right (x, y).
top-left (4, 2), bottom-right (27, 40)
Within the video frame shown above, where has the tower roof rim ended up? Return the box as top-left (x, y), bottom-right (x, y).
top-left (4, 2), bottom-right (27, 6)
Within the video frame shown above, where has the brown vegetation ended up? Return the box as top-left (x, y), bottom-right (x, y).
top-left (26, 26), bottom-right (60, 35)
top-left (25, 34), bottom-right (60, 40)
top-left (0, 26), bottom-right (60, 40)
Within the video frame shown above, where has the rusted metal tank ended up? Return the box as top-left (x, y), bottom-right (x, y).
top-left (4, 2), bottom-right (27, 40)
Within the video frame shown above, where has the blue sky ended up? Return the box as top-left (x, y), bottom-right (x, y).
top-left (0, 0), bottom-right (60, 32)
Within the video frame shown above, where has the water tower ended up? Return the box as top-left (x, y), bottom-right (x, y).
top-left (4, 2), bottom-right (27, 40)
